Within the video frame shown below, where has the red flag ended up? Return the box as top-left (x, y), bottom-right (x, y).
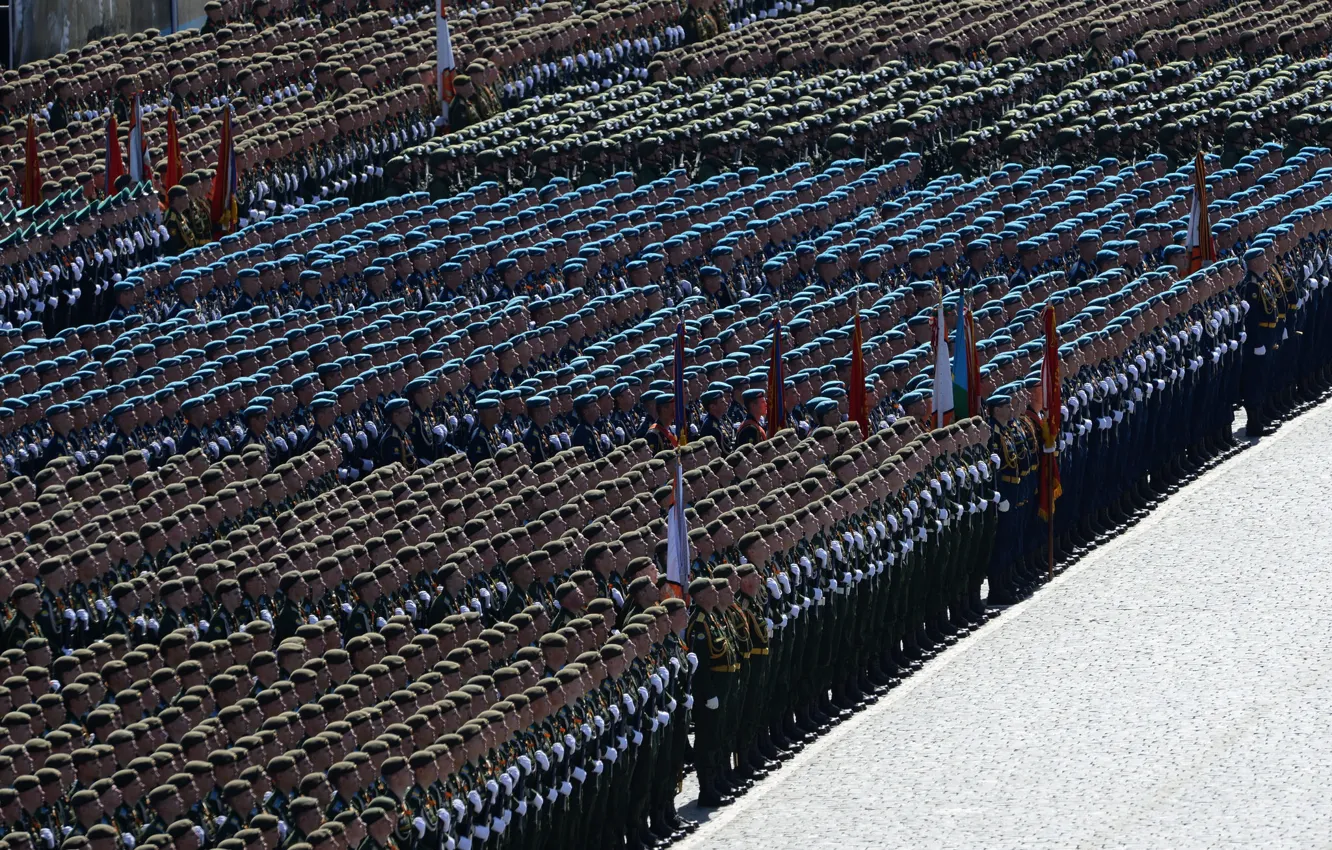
top-left (22, 115), bottom-right (41, 208)
top-left (1186, 151), bottom-right (1215, 274)
top-left (209, 109), bottom-right (238, 237)
top-left (164, 107), bottom-right (183, 193)
top-left (1036, 303), bottom-right (1062, 521)
top-left (849, 312), bottom-right (868, 439)
top-left (104, 114), bottom-right (125, 196)
top-left (766, 321), bottom-right (786, 432)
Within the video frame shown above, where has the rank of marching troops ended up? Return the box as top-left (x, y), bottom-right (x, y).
top-left (3, 211), bottom-right (1332, 850)
top-left (7, 43), bottom-right (1332, 850)
top-left (677, 416), bottom-right (1002, 805)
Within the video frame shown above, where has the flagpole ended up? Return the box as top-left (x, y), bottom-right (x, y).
top-left (1047, 462), bottom-right (1055, 583)
top-left (23, 115), bottom-right (40, 209)
top-left (1039, 303), bottom-right (1061, 583)
top-left (849, 289), bottom-right (868, 439)
top-left (665, 322), bottom-right (689, 599)
top-left (938, 283), bottom-right (944, 430)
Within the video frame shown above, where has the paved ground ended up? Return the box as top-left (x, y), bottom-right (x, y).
top-left (676, 404), bottom-right (1332, 850)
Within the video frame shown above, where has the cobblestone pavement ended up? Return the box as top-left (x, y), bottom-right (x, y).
top-left (676, 406), bottom-right (1332, 850)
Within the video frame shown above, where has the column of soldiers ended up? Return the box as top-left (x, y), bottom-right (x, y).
top-left (15, 0), bottom-right (1316, 330)
top-left (0, 133), bottom-right (1324, 508)
top-left (0, 201), bottom-right (1326, 850)
top-left (0, 181), bottom-right (165, 331)
top-left (6, 19), bottom-right (1332, 850)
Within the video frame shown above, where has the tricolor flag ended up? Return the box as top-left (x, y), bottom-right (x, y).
top-left (950, 290), bottom-right (982, 419)
top-left (209, 108), bottom-right (238, 237)
top-left (436, 0), bottom-right (456, 127)
top-left (126, 94), bottom-right (149, 183)
top-left (766, 320), bottom-right (786, 432)
top-left (849, 311), bottom-right (868, 439)
top-left (673, 322), bottom-right (687, 446)
top-left (164, 107), bottom-right (183, 193)
top-left (104, 113), bottom-right (125, 196)
top-left (1186, 151), bottom-right (1215, 274)
top-left (664, 459), bottom-right (689, 597)
top-left (21, 115), bottom-right (41, 208)
top-left (1036, 303), bottom-right (1063, 522)
top-left (931, 293), bottom-right (953, 429)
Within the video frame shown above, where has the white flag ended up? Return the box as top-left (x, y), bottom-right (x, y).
top-left (932, 298), bottom-right (953, 429)
top-left (127, 94), bottom-right (148, 183)
top-left (666, 461), bottom-right (689, 588)
top-left (436, 0), bottom-right (456, 125)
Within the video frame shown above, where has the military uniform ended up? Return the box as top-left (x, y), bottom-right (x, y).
top-left (164, 208), bottom-right (198, 255)
top-left (687, 594), bottom-right (738, 805)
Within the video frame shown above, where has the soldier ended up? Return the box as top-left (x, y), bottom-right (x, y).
top-left (1083, 27), bottom-right (1116, 71)
top-left (465, 398), bottom-right (502, 466)
top-left (697, 389), bottom-right (735, 454)
top-left (199, 0), bottom-right (226, 33)
top-left (108, 281), bottom-right (139, 322)
top-left (357, 804), bottom-right (397, 850)
top-left (378, 399), bottom-right (418, 470)
top-left (571, 394), bottom-right (606, 461)
top-left (1242, 245), bottom-right (1281, 436)
top-left (273, 572), bottom-right (306, 642)
top-left (164, 187), bottom-right (199, 255)
top-left (403, 753), bottom-right (441, 850)
top-left (3, 584), bottom-right (39, 649)
top-left (176, 398), bottom-right (210, 456)
top-left (687, 576), bottom-right (738, 808)
top-left (285, 797), bottom-right (323, 847)
top-left (448, 76), bottom-right (483, 133)
top-left (343, 574), bottom-right (378, 641)
top-left (205, 579), bottom-right (244, 641)
top-left (737, 388), bottom-right (768, 446)
top-left (645, 394), bottom-right (679, 454)
top-left (521, 395), bottom-right (557, 464)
